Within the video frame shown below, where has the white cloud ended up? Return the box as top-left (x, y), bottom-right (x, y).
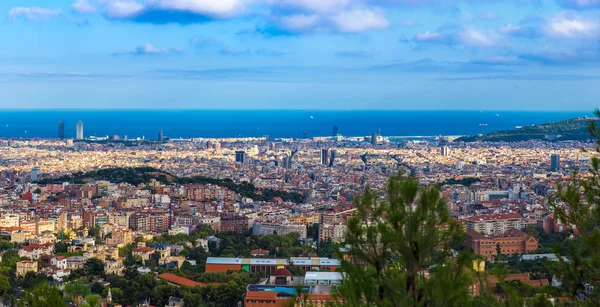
top-left (276, 0), bottom-right (350, 14)
top-left (278, 14), bottom-right (322, 32)
top-left (415, 30), bottom-right (445, 42)
top-left (330, 8), bottom-right (390, 33)
top-left (72, 0), bottom-right (97, 13)
top-left (555, 0), bottom-right (600, 10)
top-left (543, 11), bottom-right (600, 39)
top-left (499, 24), bottom-right (524, 35)
top-left (457, 29), bottom-right (498, 47)
top-left (104, 1), bottom-right (144, 19)
top-left (149, 0), bottom-right (245, 18)
top-left (8, 7), bottom-right (61, 21)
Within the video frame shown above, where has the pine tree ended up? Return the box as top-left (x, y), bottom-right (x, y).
top-left (334, 174), bottom-right (477, 307)
top-left (551, 109), bottom-right (600, 305)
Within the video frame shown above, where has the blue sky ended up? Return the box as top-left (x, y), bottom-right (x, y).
top-left (0, 0), bottom-right (599, 110)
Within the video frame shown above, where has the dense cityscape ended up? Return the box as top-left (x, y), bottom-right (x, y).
top-left (0, 118), bottom-right (595, 306)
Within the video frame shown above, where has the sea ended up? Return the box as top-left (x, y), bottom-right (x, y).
top-left (0, 110), bottom-right (591, 139)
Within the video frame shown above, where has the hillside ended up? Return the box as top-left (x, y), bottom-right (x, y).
top-left (456, 117), bottom-right (597, 142)
top-left (38, 167), bottom-right (305, 203)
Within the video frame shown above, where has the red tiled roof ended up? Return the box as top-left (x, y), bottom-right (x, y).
top-left (157, 273), bottom-right (209, 288)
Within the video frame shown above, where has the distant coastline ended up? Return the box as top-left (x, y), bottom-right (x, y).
top-left (0, 110), bottom-right (590, 140)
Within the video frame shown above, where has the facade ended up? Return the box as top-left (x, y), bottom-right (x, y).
top-left (318, 223), bottom-right (347, 243)
top-left (76, 120), bottom-right (84, 140)
top-left (58, 120), bottom-right (64, 139)
top-left (235, 151), bottom-right (246, 164)
top-left (465, 213), bottom-right (524, 235)
top-left (466, 228), bottom-right (539, 260)
top-left (321, 149), bottom-right (329, 165)
top-left (252, 222), bottom-right (307, 238)
top-left (220, 215), bottom-right (248, 233)
top-left (16, 261), bottom-right (38, 277)
top-left (30, 166), bottom-right (41, 182)
top-left (551, 154), bottom-right (560, 172)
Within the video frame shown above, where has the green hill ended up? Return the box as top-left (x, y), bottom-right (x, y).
top-left (456, 117), bottom-right (597, 142)
top-left (38, 167), bottom-right (305, 203)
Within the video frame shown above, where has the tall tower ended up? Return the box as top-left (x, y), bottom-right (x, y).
top-left (332, 125), bottom-right (339, 137)
top-left (321, 149), bottom-right (329, 165)
top-left (158, 130), bottom-right (164, 142)
top-left (371, 132), bottom-right (378, 146)
top-left (58, 120), bottom-right (64, 139)
top-left (235, 151), bottom-right (246, 164)
top-left (76, 121), bottom-right (84, 140)
top-left (551, 154), bottom-right (560, 171)
top-left (440, 146), bottom-right (450, 157)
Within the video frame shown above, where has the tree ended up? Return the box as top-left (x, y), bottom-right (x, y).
top-left (335, 174), bottom-right (476, 307)
top-left (85, 258), bottom-right (105, 277)
top-left (551, 109), bottom-right (600, 305)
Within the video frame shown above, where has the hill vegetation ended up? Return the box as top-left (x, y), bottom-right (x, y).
top-left (37, 167), bottom-right (305, 203)
top-left (456, 117), bottom-right (597, 142)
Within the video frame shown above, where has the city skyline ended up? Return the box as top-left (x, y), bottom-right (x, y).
top-left (1, 0), bottom-right (600, 110)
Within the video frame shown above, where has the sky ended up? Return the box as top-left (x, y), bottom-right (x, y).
top-left (1, 0), bottom-right (599, 110)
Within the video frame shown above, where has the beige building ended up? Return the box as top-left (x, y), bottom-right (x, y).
top-left (11, 231), bottom-right (34, 243)
top-left (16, 261), bottom-right (38, 277)
top-left (465, 213), bottom-right (524, 235)
top-left (252, 222), bottom-right (307, 238)
top-left (36, 219), bottom-right (55, 235)
top-left (319, 223), bottom-right (347, 243)
top-left (106, 229), bottom-right (133, 247)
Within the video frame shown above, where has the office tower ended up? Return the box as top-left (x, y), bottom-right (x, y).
top-left (76, 121), bottom-right (84, 140)
top-left (371, 132), bottom-right (378, 146)
top-left (235, 151), bottom-right (246, 164)
top-left (441, 146), bottom-right (450, 157)
top-left (377, 128), bottom-right (382, 136)
top-left (333, 125), bottom-right (339, 136)
top-left (456, 161), bottom-right (464, 170)
top-left (303, 130), bottom-right (307, 139)
top-left (58, 120), bottom-right (64, 139)
top-left (158, 130), bottom-right (164, 142)
top-left (30, 166), bottom-right (41, 182)
top-left (551, 154), bottom-right (560, 171)
top-left (321, 149), bottom-right (329, 165)
top-left (329, 150), bottom-right (336, 167)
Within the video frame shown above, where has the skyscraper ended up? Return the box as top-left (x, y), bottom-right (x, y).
top-left (58, 120), bottom-right (64, 139)
top-left (158, 130), bottom-right (164, 142)
top-left (30, 166), bottom-right (40, 182)
top-left (333, 125), bottom-right (339, 137)
top-left (303, 130), bottom-right (307, 139)
top-left (235, 151), bottom-right (246, 164)
top-left (76, 121), bottom-right (84, 140)
top-left (371, 132), bottom-right (378, 146)
top-left (551, 154), bottom-right (560, 172)
top-left (321, 149), bottom-right (329, 165)
top-left (441, 146), bottom-right (450, 157)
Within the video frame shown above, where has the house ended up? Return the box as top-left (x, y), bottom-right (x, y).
top-left (16, 261), bottom-right (38, 277)
top-left (51, 256), bottom-right (68, 270)
top-left (165, 296), bottom-right (184, 307)
top-left (66, 256), bottom-right (88, 270)
top-left (132, 247), bottom-right (155, 264)
top-left (18, 242), bottom-right (54, 260)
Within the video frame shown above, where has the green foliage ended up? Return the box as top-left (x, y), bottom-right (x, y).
top-left (550, 108), bottom-right (600, 305)
top-left (335, 174), bottom-right (477, 307)
top-left (457, 117), bottom-right (597, 142)
top-left (37, 166), bottom-right (305, 202)
top-left (84, 258), bottom-right (105, 277)
top-left (21, 283), bottom-right (67, 307)
top-left (437, 177), bottom-right (481, 188)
